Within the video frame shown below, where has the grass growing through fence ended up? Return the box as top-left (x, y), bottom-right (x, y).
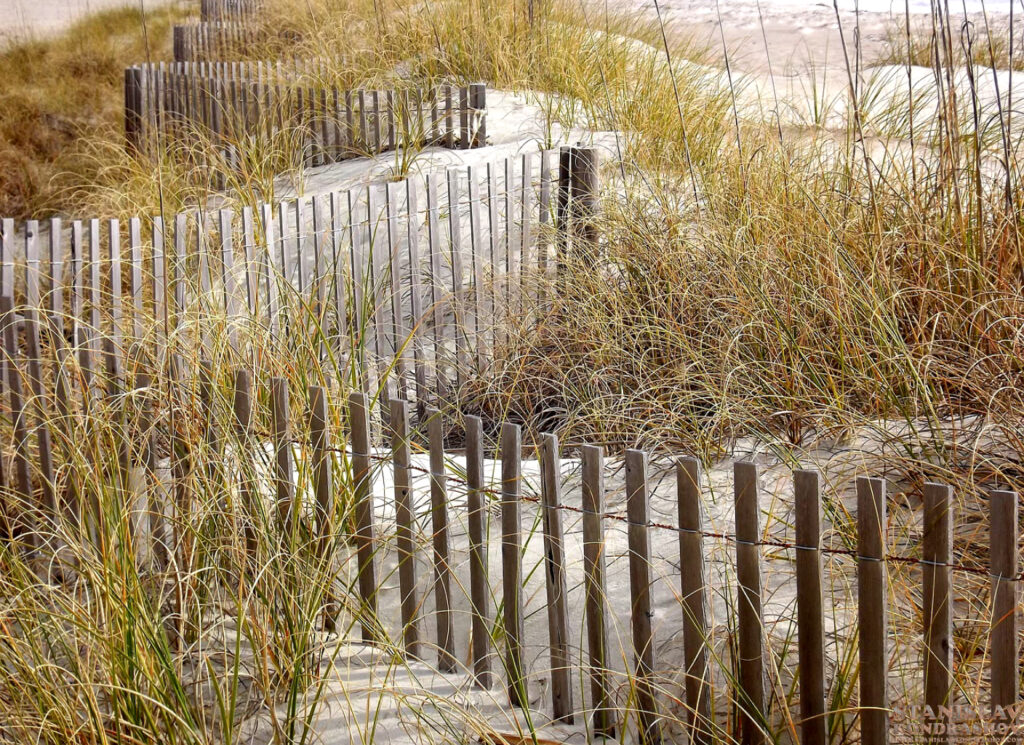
top-left (3, 0), bottom-right (1024, 741)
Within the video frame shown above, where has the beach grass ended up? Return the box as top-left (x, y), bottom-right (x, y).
top-left (1, 0), bottom-right (1023, 742)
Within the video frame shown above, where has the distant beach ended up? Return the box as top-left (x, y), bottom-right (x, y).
top-left (611, 0), bottom-right (1017, 74)
top-left (0, 0), bottom-right (174, 46)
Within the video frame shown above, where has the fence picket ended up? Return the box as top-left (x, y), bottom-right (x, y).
top-left (232, 369), bottom-right (258, 561)
top-left (349, 391), bottom-right (379, 643)
top-left (501, 421), bottom-right (526, 708)
top-left (427, 408), bottom-right (456, 671)
top-left (390, 398), bottom-right (421, 659)
top-left (540, 432), bottom-right (573, 722)
top-left (270, 377), bottom-right (295, 541)
top-left (857, 476), bottom-right (889, 745)
top-left (2, 296), bottom-right (35, 548)
top-left (581, 444), bottom-right (614, 738)
top-left (794, 469), bottom-right (826, 745)
top-left (989, 489), bottom-right (1018, 716)
top-left (734, 461), bottom-right (766, 745)
top-left (677, 456), bottom-right (712, 744)
top-left (465, 414), bottom-right (492, 688)
top-left (625, 449), bottom-right (660, 745)
top-left (922, 482), bottom-right (953, 742)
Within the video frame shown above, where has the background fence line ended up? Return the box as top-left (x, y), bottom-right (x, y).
top-left (173, 22), bottom-right (271, 62)
top-left (125, 62), bottom-right (487, 179)
top-left (200, 0), bottom-right (262, 22)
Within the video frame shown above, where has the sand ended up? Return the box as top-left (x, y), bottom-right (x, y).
top-left (0, 0), bottom-right (176, 46)
top-left (611, 0), bottom-right (1016, 75)
top-left (7, 0), bottom-right (1001, 738)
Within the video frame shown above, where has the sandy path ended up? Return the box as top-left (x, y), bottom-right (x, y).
top-left (0, 0), bottom-right (175, 46)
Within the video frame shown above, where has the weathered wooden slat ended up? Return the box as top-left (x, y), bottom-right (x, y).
top-left (309, 384), bottom-right (337, 632)
top-left (467, 166), bottom-right (485, 372)
top-left (501, 421), bottom-right (526, 708)
top-left (349, 391), bottom-right (379, 643)
top-left (426, 175), bottom-right (444, 398)
top-left (71, 221), bottom-right (93, 392)
top-left (465, 414), bottom-right (492, 688)
top-left (989, 489), bottom-right (1018, 717)
top-left (385, 182), bottom-right (408, 398)
top-left (446, 168), bottom-right (466, 389)
top-left (625, 449), bottom-right (660, 745)
top-left (88, 220), bottom-right (103, 389)
top-left (734, 460), bottom-right (766, 745)
top-left (105, 219), bottom-right (125, 396)
top-left (128, 217), bottom-right (145, 345)
top-left (794, 469), bottom-right (826, 745)
top-left (0, 218), bottom-right (13, 303)
top-left (232, 368), bottom-right (258, 561)
top-left (260, 203), bottom-right (279, 336)
top-left (25, 220), bottom-right (40, 307)
top-left (427, 408), bottom-right (456, 671)
top-left (2, 296), bottom-right (36, 549)
top-left (270, 377), bottom-right (295, 542)
top-left (857, 476), bottom-right (888, 745)
top-left (581, 444), bottom-right (614, 738)
top-left (540, 432), bottom-right (573, 722)
top-left (921, 482), bottom-right (953, 742)
top-left (22, 310), bottom-right (56, 534)
top-left (676, 457), bottom-right (712, 744)
top-left (330, 191), bottom-right (347, 351)
top-left (406, 180), bottom-right (427, 407)
top-left (47, 218), bottom-right (64, 338)
top-left (389, 397), bottom-right (420, 659)
top-left (218, 208), bottom-right (240, 353)
top-left (241, 207), bottom-right (258, 316)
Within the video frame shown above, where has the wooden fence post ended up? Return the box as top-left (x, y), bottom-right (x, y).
top-left (465, 414), bottom-right (492, 688)
top-left (125, 67), bottom-right (143, 155)
top-left (427, 408), bottom-right (456, 671)
top-left (469, 83), bottom-right (486, 147)
top-left (582, 444), bottom-right (615, 738)
top-left (734, 461), bottom-right (766, 745)
top-left (390, 398), bottom-right (420, 659)
top-left (794, 469), bottom-right (826, 745)
top-left (540, 433), bottom-right (573, 722)
top-left (857, 476), bottom-right (888, 745)
top-left (677, 457), bottom-right (712, 744)
top-left (923, 482), bottom-right (952, 743)
top-left (501, 421), bottom-right (526, 708)
top-left (569, 146), bottom-right (599, 267)
top-left (349, 391), bottom-right (379, 643)
top-left (990, 489), bottom-right (1018, 723)
top-left (555, 146), bottom-right (571, 283)
top-left (625, 449), bottom-right (660, 745)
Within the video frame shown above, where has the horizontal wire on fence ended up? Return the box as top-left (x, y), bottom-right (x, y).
top-left (304, 439), bottom-right (1017, 581)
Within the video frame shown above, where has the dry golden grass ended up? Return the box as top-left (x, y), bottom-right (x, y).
top-left (1, 0), bottom-right (1023, 742)
top-left (0, 3), bottom-right (193, 218)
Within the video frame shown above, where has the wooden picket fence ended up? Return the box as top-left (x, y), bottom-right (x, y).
top-left (0, 310), bottom-right (1019, 745)
top-left (172, 22), bottom-right (269, 62)
top-left (200, 0), bottom-right (262, 21)
top-left (124, 61), bottom-right (486, 173)
top-left (0, 148), bottom-right (600, 407)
